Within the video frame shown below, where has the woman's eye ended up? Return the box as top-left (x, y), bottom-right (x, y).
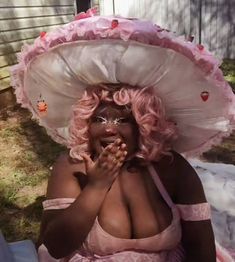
top-left (119, 118), bottom-right (129, 123)
top-left (114, 118), bottom-right (129, 124)
top-left (92, 116), bottom-right (130, 125)
top-left (94, 116), bottom-right (107, 123)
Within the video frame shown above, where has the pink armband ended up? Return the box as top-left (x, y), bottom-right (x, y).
top-left (43, 198), bottom-right (75, 210)
top-left (176, 203), bottom-right (211, 221)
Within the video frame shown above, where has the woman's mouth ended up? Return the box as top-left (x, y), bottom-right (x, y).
top-left (100, 137), bottom-right (121, 149)
top-left (100, 141), bottom-right (112, 149)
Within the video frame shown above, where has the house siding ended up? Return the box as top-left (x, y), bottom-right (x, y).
top-left (0, 0), bottom-right (75, 92)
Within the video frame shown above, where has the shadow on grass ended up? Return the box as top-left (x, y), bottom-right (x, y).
top-left (0, 195), bottom-right (46, 243)
top-left (20, 118), bottom-right (66, 168)
top-left (0, 104), bottom-right (65, 169)
top-left (1, 104), bottom-right (66, 170)
top-left (0, 105), bottom-right (65, 242)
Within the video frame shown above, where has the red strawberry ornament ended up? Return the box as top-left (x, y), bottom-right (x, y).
top-left (201, 91), bottom-right (209, 101)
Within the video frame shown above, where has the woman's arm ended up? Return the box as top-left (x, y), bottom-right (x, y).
top-left (40, 140), bottom-right (127, 259)
top-left (181, 220), bottom-right (216, 262)
top-left (40, 154), bottom-right (111, 259)
top-left (174, 153), bottom-right (216, 262)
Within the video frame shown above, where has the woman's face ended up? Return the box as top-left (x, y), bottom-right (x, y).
top-left (89, 102), bottom-right (139, 157)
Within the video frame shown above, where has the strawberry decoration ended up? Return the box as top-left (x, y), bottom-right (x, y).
top-left (40, 31), bottom-right (47, 38)
top-left (37, 95), bottom-right (48, 115)
top-left (74, 12), bottom-right (90, 20)
top-left (111, 19), bottom-right (119, 29)
top-left (200, 91), bottom-right (209, 101)
top-left (197, 44), bottom-right (204, 51)
top-left (74, 7), bottom-right (97, 20)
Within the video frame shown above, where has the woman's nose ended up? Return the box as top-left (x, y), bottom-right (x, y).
top-left (104, 124), bottom-right (118, 135)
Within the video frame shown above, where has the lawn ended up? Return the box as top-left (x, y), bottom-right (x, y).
top-left (220, 59), bottom-right (235, 92)
top-left (0, 108), bottom-right (64, 243)
top-left (0, 59), bottom-right (234, 244)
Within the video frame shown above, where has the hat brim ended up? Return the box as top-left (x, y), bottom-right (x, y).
top-left (11, 16), bottom-right (235, 156)
top-left (19, 40), bottom-right (234, 155)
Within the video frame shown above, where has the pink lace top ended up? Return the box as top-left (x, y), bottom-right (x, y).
top-left (38, 164), bottom-right (212, 262)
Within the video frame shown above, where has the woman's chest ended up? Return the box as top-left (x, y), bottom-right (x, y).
top-left (98, 166), bottom-right (175, 239)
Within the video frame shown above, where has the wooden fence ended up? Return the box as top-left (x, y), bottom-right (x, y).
top-left (99, 0), bottom-right (235, 59)
top-left (0, 0), bottom-right (75, 93)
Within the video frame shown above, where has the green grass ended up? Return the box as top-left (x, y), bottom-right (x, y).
top-left (0, 106), bottom-right (65, 242)
top-left (220, 59), bottom-right (235, 92)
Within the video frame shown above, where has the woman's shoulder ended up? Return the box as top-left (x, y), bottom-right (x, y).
top-left (170, 151), bottom-right (207, 204)
top-left (152, 151), bottom-right (207, 204)
top-left (53, 152), bottom-right (85, 174)
top-left (170, 151), bottom-right (201, 180)
top-left (46, 152), bottom-right (86, 199)
top-left (151, 150), bottom-right (186, 179)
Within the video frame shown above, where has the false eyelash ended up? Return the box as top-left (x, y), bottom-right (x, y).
top-left (113, 117), bottom-right (126, 125)
top-left (96, 116), bottom-right (108, 124)
top-left (95, 116), bottom-right (127, 125)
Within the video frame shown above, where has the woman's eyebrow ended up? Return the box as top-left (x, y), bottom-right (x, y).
top-left (97, 107), bottom-right (108, 114)
top-left (95, 106), bottom-right (131, 116)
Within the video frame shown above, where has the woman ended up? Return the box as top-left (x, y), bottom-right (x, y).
top-left (11, 10), bottom-right (235, 261)
top-left (37, 85), bottom-right (216, 261)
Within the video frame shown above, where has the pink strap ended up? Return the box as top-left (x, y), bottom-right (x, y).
top-left (147, 164), bottom-right (174, 208)
top-left (176, 203), bottom-right (211, 221)
top-left (43, 198), bottom-right (75, 210)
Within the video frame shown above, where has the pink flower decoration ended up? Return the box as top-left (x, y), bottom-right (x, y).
top-left (197, 44), bottom-right (204, 51)
top-left (74, 7), bottom-right (97, 21)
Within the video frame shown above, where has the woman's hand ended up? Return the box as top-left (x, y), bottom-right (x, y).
top-left (80, 139), bottom-right (127, 189)
top-left (40, 146), bottom-right (127, 258)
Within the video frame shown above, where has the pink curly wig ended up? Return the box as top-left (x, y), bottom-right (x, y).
top-left (68, 84), bottom-right (178, 161)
